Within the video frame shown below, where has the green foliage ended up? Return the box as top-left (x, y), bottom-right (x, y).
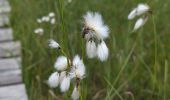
top-left (9, 0), bottom-right (170, 100)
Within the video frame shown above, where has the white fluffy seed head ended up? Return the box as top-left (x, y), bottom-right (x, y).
top-left (97, 41), bottom-right (109, 61)
top-left (60, 76), bottom-right (71, 92)
top-left (59, 71), bottom-right (66, 83)
top-left (37, 18), bottom-right (42, 23)
top-left (133, 17), bottom-right (148, 31)
top-left (86, 40), bottom-right (97, 58)
top-left (34, 28), bottom-right (44, 35)
top-left (50, 18), bottom-right (56, 24)
top-left (42, 16), bottom-right (50, 22)
top-left (48, 72), bottom-right (60, 88)
top-left (136, 4), bottom-right (150, 16)
top-left (54, 56), bottom-right (68, 71)
top-left (49, 12), bottom-right (55, 17)
top-left (83, 12), bottom-right (109, 40)
top-left (48, 39), bottom-right (60, 49)
top-left (71, 87), bottom-right (79, 100)
top-left (128, 8), bottom-right (137, 20)
top-left (70, 55), bottom-right (86, 79)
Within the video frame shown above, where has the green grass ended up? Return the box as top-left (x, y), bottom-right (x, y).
top-left (9, 0), bottom-right (170, 100)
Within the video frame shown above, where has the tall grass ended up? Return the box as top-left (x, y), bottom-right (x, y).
top-left (9, 0), bottom-right (170, 100)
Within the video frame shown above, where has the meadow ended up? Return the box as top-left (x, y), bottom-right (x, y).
top-left (9, 0), bottom-right (170, 100)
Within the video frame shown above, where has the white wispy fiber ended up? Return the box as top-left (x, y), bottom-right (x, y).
top-left (34, 28), bottom-right (44, 35)
top-left (83, 12), bottom-right (109, 40)
top-left (133, 17), bottom-right (148, 31)
top-left (59, 71), bottom-right (66, 83)
top-left (50, 18), bottom-right (56, 24)
top-left (86, 40), bottom-right (97, 58)
top-left (37, 19), bottom-right (42, 23)
top-left (71, 87), bottom-right (79, 100)
top-left (97, 41), bottom-right (109, 61)
top-left (54, 56), bottom-right (68, 71)
top-left (42, 16), bottom-right (50, 22)
top-left (48, 39), bottom-right (60, 49)
top-left (48, 72), bottom-right (60, 88)
top-left (60, 76), bottom-right (71, 92)
top-left (128, 3), bottom-right (150, 20)
top-left (70, 55), bottom-right (86, 79)
top-left (49, 12), bottom-right (55, 18)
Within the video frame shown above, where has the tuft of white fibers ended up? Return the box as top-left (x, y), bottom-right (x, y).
top-left (60, 76), bottom-right (71, 92)
top-left (34, 28), bottom-right (44, 35)
top-left (133, 17), bottom-right (148, 31)
top-left (49, 12), bottom-right (55, 18)
top-left (128, 8), bottom-right (137, 20)
top-left (97, 41), bottom-right (109, 61)
top-left (48, 72), bottom-right (60, 88)
top-left (136, 4), bottom-right (150, 16)
top-left (54, 56), bottom-right (68, 71)
top-left (71, 86), bottom-right (79, 100)
top-left (59, 71), bottom-right (66, 83)
top-left (37, 18), bottom-right (42, 23)
top-left (42, 16), bottom-right (50, 22)
top-left (86, 40), bottom-right (97, 58)
top-left (48, 39), bottom-right (60, 49)
top-left (50, 18), bottom-right (56, 25)
top-left (83, 12), bottom-right (109, 40)
top-left (69, 55), bottom-right (86, 79)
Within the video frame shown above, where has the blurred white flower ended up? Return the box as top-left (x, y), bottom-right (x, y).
top-left (54, 56), bottom-right (68, 71)
top-left (83, 12), bottom-right (109, 40)
top-left (71, 86), bottom-right (79, 100)
top-left (128, 3), bottom-right (150, 20)
top-left (50, 18), bottom-right (56, 24)
top-left (42, 16), bottom-right (50, 22)
top-left (70, 55), bottom-right (86, 79)
top-left (37, 18), bottom-right (42, 23)
top-left (48, 39), bottom-right (60, 49)
top-left (48, 72), bottom-right (60, 88)
top-left (60, 76), bottom-right (71, 92)
top-left (59, 71), bottom-right (66, 83)
top-left (86, 40), bottom-right (97, 58)
top-left (34, 28), bottom-right (44, 35)
top-left (49, 12), bottom-right (55, 17)
top-left (97, 41), bottom-right (109, 61)
top-left (133, 16), bottom-right (148, 31)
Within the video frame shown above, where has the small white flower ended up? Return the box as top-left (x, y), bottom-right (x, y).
top-left (59, 71), bottom-right (66, 83)
top-left (34, 28), bottom-right (44, 35)
top-left (50, 18), bottom-right (56, 24)
top-left (48, 39), bottom-right (60, 49)
top-left (83, 12), bottom-right (109, 40)
top-left (70, 55), bottom-right (86, 79)
top-left (42, 16), bottom-right (50, 22)
top-left (49, 12), bottom-right (55, 17)
top-left (86, 40), bottom-right (97, 58)
top-left (71, 87), bottom-right (79, 100)
top-left (48, 72), bottom-right (60, 88)
top-left (54, 56), bottom-right (68, 71)
top-left (37, 19), bottom-right (42, 23)
top-left (133, 17), bottom-right (148, 31)
top-left (60, 76), bottom-right (71, 92)
top-left (136, 4), bottom-right (150, 16)
top-left (97, 41), bottom-right (109, 61)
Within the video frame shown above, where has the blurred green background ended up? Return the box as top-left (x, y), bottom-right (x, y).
top-left (9, 0), bottom-right (170, 100)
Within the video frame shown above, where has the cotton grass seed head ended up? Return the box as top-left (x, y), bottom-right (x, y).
top-left (133, 16), bottom-right (148, 31)
top-left (49, 12), bottom-right (55, 18)
top-left (83, 12), bottom-right (109, 40)
top-left (97, 41), bottom-right (109, 61)
top-left (54, 56), bottom-right (68, 71)
top-left (48, 72), bottom-right (60, 88)
top-left (71, 86), bottom-right (79, 100)
top-left (34, 28), bottom-right (44, 35)
top-left (48, 39), bottom-right (60, 49)
top-left (60, 76), bottom-right (71, 92)
top-left (86, 40), bottom-right (97, 58)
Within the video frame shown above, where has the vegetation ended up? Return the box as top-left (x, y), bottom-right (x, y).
top-left (9, 0), bottom-right (170, 99)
